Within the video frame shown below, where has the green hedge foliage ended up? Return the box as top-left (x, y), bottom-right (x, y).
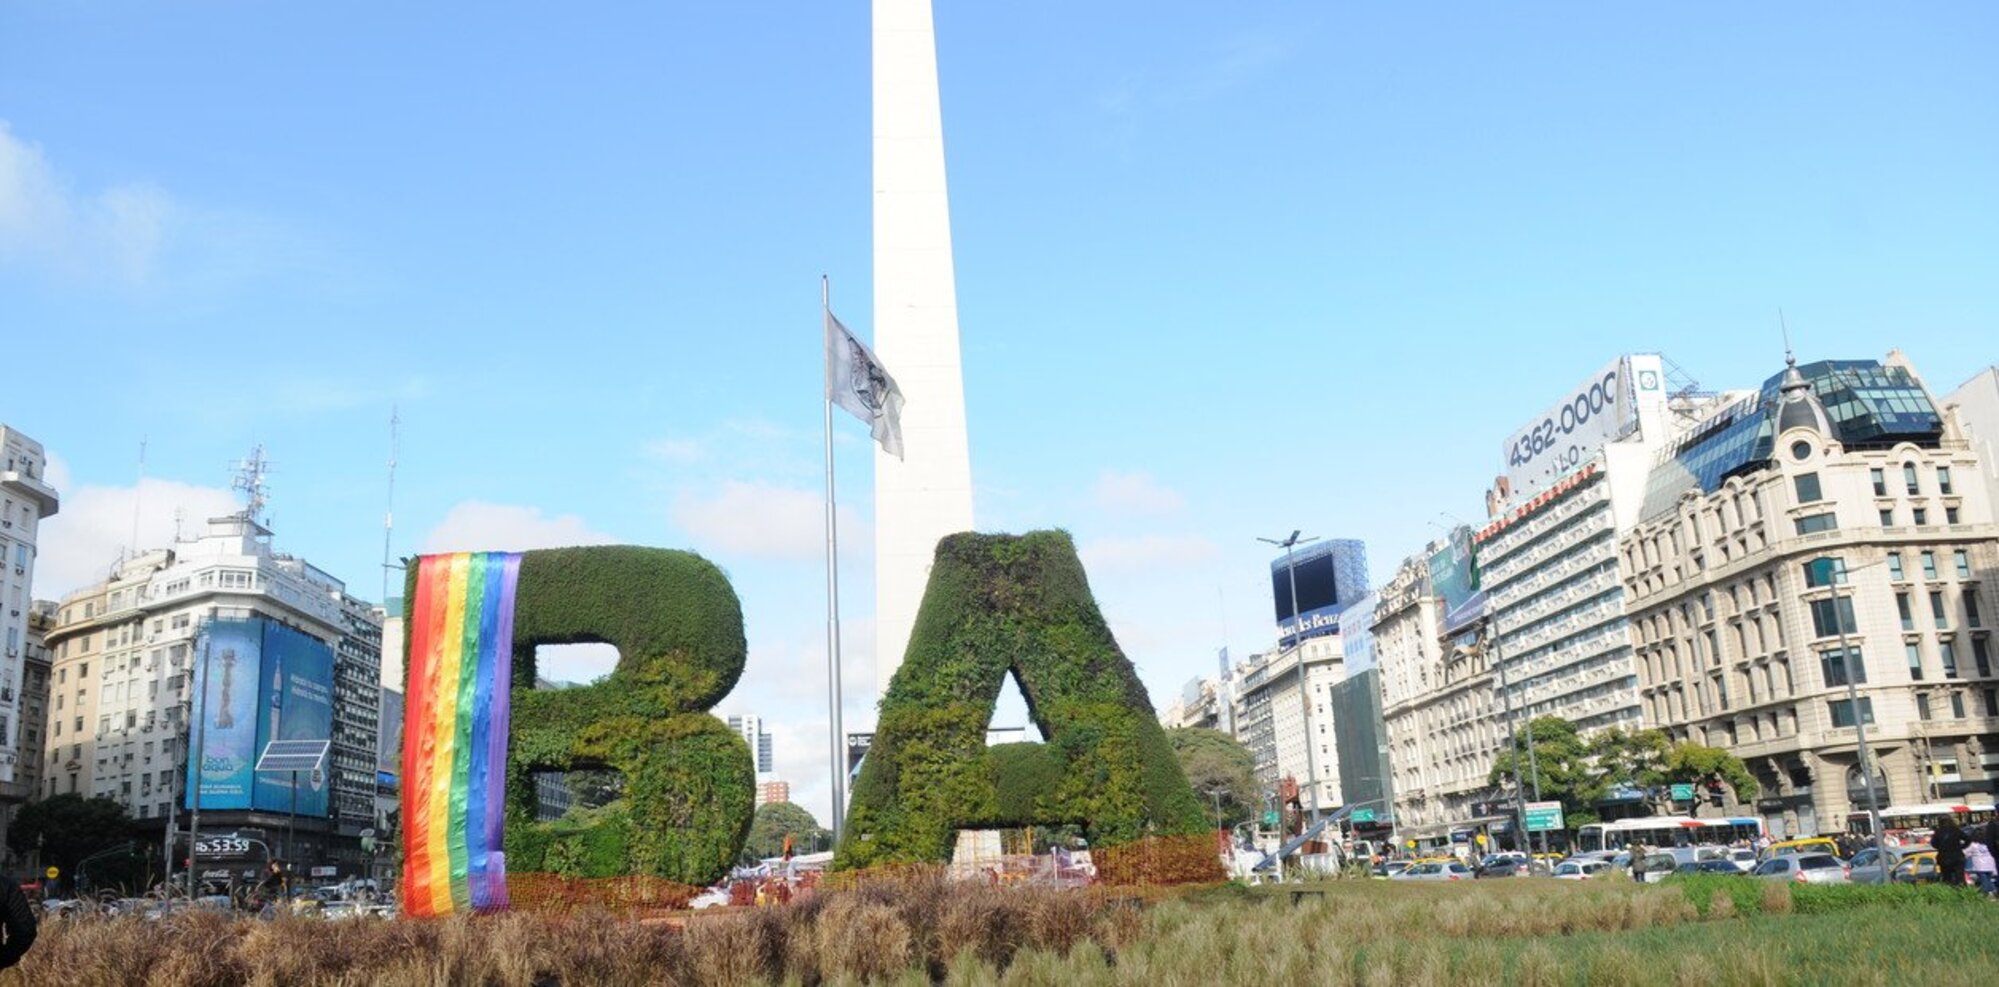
top-left (836, 531), bottom-right (1211, 870)
top-left (405, 546), bottom-right (755, 887)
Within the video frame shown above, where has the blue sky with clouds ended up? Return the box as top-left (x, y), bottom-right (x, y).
top-left (5, 2), bottom-right (1995, 821)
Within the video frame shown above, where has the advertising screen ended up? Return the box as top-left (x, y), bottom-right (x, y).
top-left (186, 618), bottom-right (265, 810)
top-left (252, 621), bottom-right (335, 818)
top-left (1269, 540), bottom-right (1368, 646)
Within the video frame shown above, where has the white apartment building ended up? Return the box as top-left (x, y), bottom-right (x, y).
top-left (40, 514), bottom-right (383, 871)
top-left (1947, 366), bottom-right (1999, 514)
top-left (1231, 635), bottom-right (1346, 816)
top-left (1625, 354), bottom-right (1999, 838)
top-left (1, 426), bottom-right (58, 800)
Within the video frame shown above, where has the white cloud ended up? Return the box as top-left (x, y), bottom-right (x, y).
top-left (1079, 533), bottom-right (1220, 574)
top-left (32, 462), bottom-right (240, 598)
top-left (1090, 469), bottom-right (1186, 516)
top-left (672, 482), bottom-right (866, 562)
top-left (0, 121), bottom-right (179, 283)
top-left (420, 501), bottom-right (619, 554)
top-left (642, 437), bottom-right (704, 464)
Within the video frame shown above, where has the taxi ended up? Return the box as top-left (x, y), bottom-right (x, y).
top-left (1759, 837), bottom-right (1841, 861)
top-left (1889, 850), bottom-right (1943, 885)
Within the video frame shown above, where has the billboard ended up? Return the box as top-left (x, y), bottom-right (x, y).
top-left (1270, 539), bottom-right (1368, 647)
top-left (1500, 356), bottom-right (1660, 504)
top-left (186, 617), bottom-right (335, 817)
top-left (187, 618), bottom-right (264, 809)
top-left (1427, 525), bottom-right (1488, 635)
top-left (252, 621), bottom-right (334, 818)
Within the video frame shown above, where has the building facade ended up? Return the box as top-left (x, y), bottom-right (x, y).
top-left (756, 780), bottom-right (791, 807)
top-left (728, 714), bottom-right (774, 776)
top-left (1946, 367), bottom-right (1999, 515)
top-left (37, 514), bottom-right (383, 876)
top-left (1, 426), bottom-right (59, 815)
top-left (1231, 635), bottom-right (1346, 816)
top-left (1624, 353), bottom-right (1999, 838)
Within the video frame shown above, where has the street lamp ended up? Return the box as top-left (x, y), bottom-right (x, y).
top-left (1258, 530), bottom-right (1323, 830)
top-left (1824, 558), bottom-right (1886, 845)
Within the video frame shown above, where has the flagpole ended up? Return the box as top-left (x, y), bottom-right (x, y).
top-left (821, 275), bottom-right (848, 846)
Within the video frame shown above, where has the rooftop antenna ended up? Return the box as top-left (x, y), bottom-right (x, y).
top-left (1780, 308), bottom-right (1795, 366)
top-left (173, 507), bottom-right (186, 544)
top-left (382, 406), bottom-right (401, 606)
top-left (230, 444), bottom-right (274, 527)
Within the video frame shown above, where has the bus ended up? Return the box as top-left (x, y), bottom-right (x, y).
top-left (1574, 816), bottom-right (1765, 855)
top-left (1845, 802), bottom-right (1996, 845)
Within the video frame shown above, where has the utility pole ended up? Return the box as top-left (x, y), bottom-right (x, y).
top-left (1829, 574), bottom-right (1884, 843)
top-left (1488, 617), bottom-right (1532, 853)
top-left (1258, 530), bottom-right (1322, 833)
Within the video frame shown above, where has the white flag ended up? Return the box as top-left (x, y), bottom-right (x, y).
top-left (825, 310), bottom-right (905, 459)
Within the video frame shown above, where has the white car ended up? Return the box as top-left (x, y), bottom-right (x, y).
top-left (1392, 861), bottom-right (1473, 882)
top-left (1551, 859), bottom-right (1611, 880)
top-left (1751, 853), bottom-right (1849, 885)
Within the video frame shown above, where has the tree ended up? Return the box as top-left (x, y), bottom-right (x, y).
top-left (1487, 716), bottom-right (1599, 827)
top-left (1587, 727), bottom-right (1672, 812)
top-left (743, 802), bottom-right (828, 862)
top-left (1166, 727), bottom-right (1258, 829)
top-left (1664, 742), bottom-right (1760, 813)
top-left (8, 793), bottom-right (136, 876)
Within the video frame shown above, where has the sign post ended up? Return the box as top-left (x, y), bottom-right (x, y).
top-left (1670, 783), bottom-right (1696, 803)
top-left (1523, 801), bottom-right (1565, 833)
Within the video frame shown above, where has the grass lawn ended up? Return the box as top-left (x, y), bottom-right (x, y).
top-left (12, 875), bottom-right (1995, 985)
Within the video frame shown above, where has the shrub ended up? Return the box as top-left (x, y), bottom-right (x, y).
top-left (1790, 881), bottom-right (1982, 914)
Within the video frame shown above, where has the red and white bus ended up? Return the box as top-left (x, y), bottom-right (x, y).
top-left (1846, 802), bottom-right (1996, 846)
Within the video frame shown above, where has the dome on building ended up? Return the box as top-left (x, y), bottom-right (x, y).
top-left (1773, 353), bottom-right (1835, 436)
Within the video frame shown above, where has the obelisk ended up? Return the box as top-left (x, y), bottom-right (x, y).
top-left (873, 0), bottom-right (975, 698)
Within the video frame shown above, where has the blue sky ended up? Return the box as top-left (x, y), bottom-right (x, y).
top-left (5, 2), bottom-right (1995, 821)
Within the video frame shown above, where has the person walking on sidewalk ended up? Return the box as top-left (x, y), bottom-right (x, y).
top-left (1966, 836), bottom-right (1997, 896)
top-left (1934, 818), bottom-right (1968, 888)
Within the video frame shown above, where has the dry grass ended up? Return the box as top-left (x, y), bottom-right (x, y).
top-left (5, 876), bottom-right (1990, 986)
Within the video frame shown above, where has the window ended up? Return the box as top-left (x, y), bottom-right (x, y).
top-left (1872, 468), bottom-right (1887, 496)
top-left (1923, 552), bottom-right (1938, 579)
top-left (1899, 593), bottom-right (1915, 631)
top-left (1828, 698), bottom-right (1875, 727)
top-left (1942, 639), bottom-right (1960, 678)
top-left (1952, 692), bottom-right (1967, 719)
top-left (1820, 647), bottom-right (1866, 686)
top-left (1914, 508), bottom-right (1929, 526)
top-left (1947, 507), bottom-right (1960, 525)
top-left (1955, 550), bottom-right (1972, 579)
top-left (1795, 514), bottom-right (1838, 535)
top-left (1985, 688), bottom-right (1998, 717)
top-left (1794, 473), bottom-right (1823, 503)
top-left (1971, 591), bottom-right (1985, 629)
top-left (1976, 637), bottom-right (1992, 677)
top-left (1917, 694), bottom-right (1932, 720)
top-left (1804, 557), bottom-right (1847, 587)
top-left (1880, 508), bottom-right (1895, 527)
top-left (1890, 553), bottom-right (1905, 581)
top-left (1938, 466), bottom-right (1954, 495)
top-left (1791, 441), bottom-right (1813, 462)
top-left (1905, 463), bottom-right (1921, 494)
top-left (1908, 642), bottom-right (1925, 680)
top-left (1932, 591), bottom-right (1949, 630)
top-left (1810, 596), bottom-right (1858, 637)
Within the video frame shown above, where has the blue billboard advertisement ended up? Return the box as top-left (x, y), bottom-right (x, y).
top-left (186, 617), bottom-right (335, 817)
top-left (1428, 525), bottom-right (1488, 636)
top-left (186, 618), bottom-right (265, 809)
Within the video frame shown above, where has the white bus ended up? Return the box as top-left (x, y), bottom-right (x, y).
top-left (1574, 815), bottom-right (1765, 855)
top-left (1845, 801), bottom-right (1996, 845)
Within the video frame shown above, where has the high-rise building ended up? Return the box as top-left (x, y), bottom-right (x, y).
top-left (1229, 635), bottom-right (1347, 817)
top-left (755, 780), bottom-right (791, 808)
top-left (18, 602), bottom-right (55, 813)
top-left (37, 512), bottom-right (382, 877)
top-left (1623, 352), bottom-right (1998, 838)
top-left (1, 427), bottom-right (59, 807)
top-left (873, 0), bottom-right (976, 696)
top-left (728, 713), bottom-right (774, 775)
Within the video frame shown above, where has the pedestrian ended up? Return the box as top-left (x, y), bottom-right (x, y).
top-left (1933, 818), bottom-right (1968, 888)
top-left (1966, 836), bottom-right (1997, 896)
top-left (0, 878), bottom-right (36, 970)
top-left (1629, 844), bottom-right (1647, 883)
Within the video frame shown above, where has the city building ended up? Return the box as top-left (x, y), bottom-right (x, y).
top-left (37, 510), bottom-right (382, 877)
top-left (1230, 635), bottom-right (1347, 818)
top-left (873, 0), bottom-right (976, 696)
top-left (1162, 675), bottom-right (1231, 732)
top-left (756, 780), bottom-right (791, 807)
top-left (1328, 665), bottom-right (1392, 838)
top-left (728, 714), bottom-right (774, 776)
top-left (1623, 352), bottom-right (1999, 838)
top-left (1, 425), bottom-right (59, 846)
top-left (18, 602), bottom-right (54, 812)
top-left (1946, 366), bottom-right (1999, 513)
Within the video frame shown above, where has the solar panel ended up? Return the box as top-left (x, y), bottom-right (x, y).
top-left (256, 739), bottom-right (330, 773)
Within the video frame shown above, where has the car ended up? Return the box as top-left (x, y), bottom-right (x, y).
top-left (1552, 860), bottom-right (1611, 881)
top-left (1889, 851), bottom-right (1944, 885)
top-left (1393, 861), bottom-right (1473, 881)
top-left (1760, 837), bottom-right (1841, 861)
top-left (1475, 858), bottom-right (1528, 879)
top-left (1726, 848), bottom-right (1758, 874)
top-left (1674, 859), bottom-right (1748, 876)
top-left (1751, 852), bottom-right (1848, 884)
top-left (1371, 860), bottom-right (1412, 880)
top-left (1845, 846), bottom-right (1921, 885)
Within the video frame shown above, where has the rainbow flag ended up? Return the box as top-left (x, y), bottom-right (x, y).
top-left (402, 551), bottom-right (520, 916)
